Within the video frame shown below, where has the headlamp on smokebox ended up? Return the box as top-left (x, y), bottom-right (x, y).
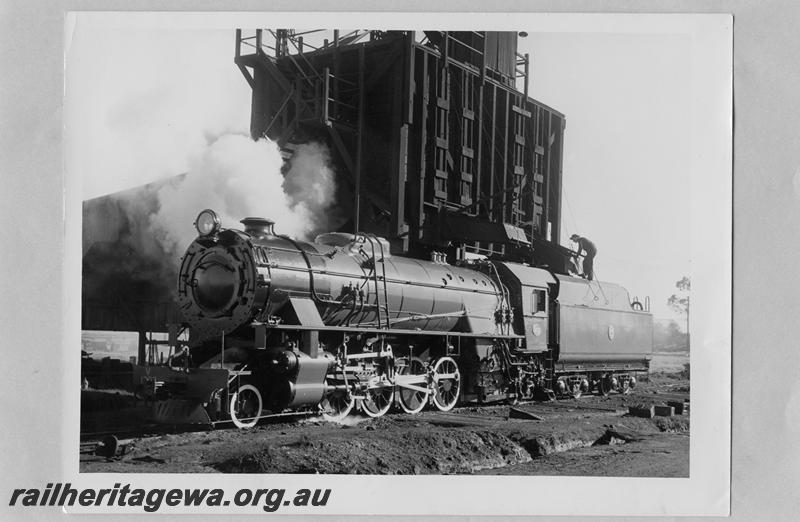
top-left (195, 209), bottom-right (221, 237)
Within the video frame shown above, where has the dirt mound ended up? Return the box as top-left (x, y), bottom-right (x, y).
top-left (506, 427), bottom-right (608, 457)
top-left (215, 426), bottom-right (531, 474)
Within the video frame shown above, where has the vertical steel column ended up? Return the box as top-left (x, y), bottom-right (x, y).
top-left (235, 29), bottom-right (241, 59)
top-left (488, 83), bottom-right (497, 253)
top-left (475, 75), bottom-right (485, 252)
top-left (459, 71), bottom-right (475, 208)
top-left (322, 67), bottom-right (330, 124)
top-left (405, 31), bottom-right (416, 124)
top-left (442, 32), bottom-right (449, 69)
top-left (354, 46), bottom-right (365, 234)
top-left (542, 109), bottom-right (552, 239)
top-left (441, 30), bottom-right (450, 205)
top-left (137, 331), bottom-right (146, 365)
top-left (502, 90), bottom-right (510, 228)
top-left (433, 34), bottom-right (450, 205)
top-left (476, 40), bottom-right (486, 203)
top-left (417, 51), bottom-right (429, 239)
top-left (292, 78), bottom-right (301, 139)
top-left (333, 31), bottom-right (340, 119)
top-left (524, 53), bottom-right (530, 97)
top-left (554, 117), bottom-right (566, 244)
top-left (390, 39), bottom-right (409, 250)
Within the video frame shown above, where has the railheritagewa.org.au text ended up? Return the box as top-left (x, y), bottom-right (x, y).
top-left (9, 483), bottom-right (331, 513)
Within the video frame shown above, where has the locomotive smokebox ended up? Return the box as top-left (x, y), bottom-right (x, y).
top-left (193, 253), bottom-right (238, 312)
top-left (177, 224), bottom-right (259, 340)
top-left (240, 217), bottom-right (275, 238)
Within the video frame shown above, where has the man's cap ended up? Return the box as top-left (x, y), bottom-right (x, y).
top-left (570, 234), bottom-right (580, 241)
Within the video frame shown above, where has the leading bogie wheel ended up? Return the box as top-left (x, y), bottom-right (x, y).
top-left (431, 356), bottom-right (461, 412)
top-left (229, 384), bottom-right (262, 429)
top-left (396, 357), bottom-right (429, 414)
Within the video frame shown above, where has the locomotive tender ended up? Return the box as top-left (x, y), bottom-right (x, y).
top-left (136, 209), bottom-right (652, 427)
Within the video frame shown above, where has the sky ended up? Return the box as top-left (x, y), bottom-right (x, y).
top-left (520, 32), bottom-right (692, 322)
top-left (65, 25), bottom-right (253, 198)
top-left (66, 16), bottom-right (706, 324)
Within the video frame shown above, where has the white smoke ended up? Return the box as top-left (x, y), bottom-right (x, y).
top-left (283, 142), bottom-right (338, 223)
top-left (148, 134), bottom-right (338, 262)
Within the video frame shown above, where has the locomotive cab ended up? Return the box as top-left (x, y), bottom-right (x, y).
top-left (491, 262), bottom-right (555, 353)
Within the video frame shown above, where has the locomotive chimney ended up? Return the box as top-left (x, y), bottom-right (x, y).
top-left (240, 217), bottom-right (275, 238)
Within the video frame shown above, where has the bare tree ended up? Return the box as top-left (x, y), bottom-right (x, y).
top-left (667, 276), bottom-right (690, 349)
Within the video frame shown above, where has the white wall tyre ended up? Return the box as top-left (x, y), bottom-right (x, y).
top-left (321, 386), bottom-right (355, 422)
top-left (229, 384), bottom-right (262, 429)
top-left (361, 382), bottom-right (394, 418)
top-left (431, 357), bottom-right (461, 412)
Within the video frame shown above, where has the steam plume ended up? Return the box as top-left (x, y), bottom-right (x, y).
top-left (83, 135), bottom-right (339, 290)
top-left (149, 135), bottom-right (338, 261)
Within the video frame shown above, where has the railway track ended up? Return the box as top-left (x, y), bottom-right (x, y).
top-left (80, 383), bottom-right (689, 458)
top-left (80, 410), bottom-right (319, 456)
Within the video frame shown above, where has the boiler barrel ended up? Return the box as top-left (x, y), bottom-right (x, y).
top-left (177, 228), bottom-right (505, 338)
top-left (255, 234), bottom-right (504, 333)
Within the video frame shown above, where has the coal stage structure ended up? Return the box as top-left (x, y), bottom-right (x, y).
top-left (235, 30), bottom-right (568, 266)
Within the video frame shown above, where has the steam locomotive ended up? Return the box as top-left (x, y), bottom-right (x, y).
top-left (135, 209), bottom-right (652, 427)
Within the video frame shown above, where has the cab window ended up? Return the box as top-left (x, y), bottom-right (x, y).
top-left (531, 289), bottom-right (547, 314)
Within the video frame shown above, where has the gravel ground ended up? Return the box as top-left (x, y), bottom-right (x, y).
top-left (80, 368), bottom-right (690, 476)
